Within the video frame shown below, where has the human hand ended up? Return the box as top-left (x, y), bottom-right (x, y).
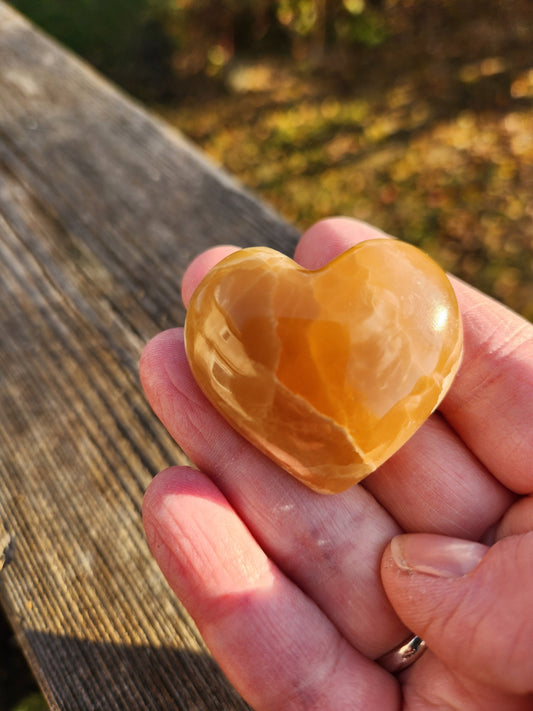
top-left (140, 218), bottom-right (533, 710)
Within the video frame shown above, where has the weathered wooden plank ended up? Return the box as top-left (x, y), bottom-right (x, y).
top-left (0, 3), bottom-right (299, 709)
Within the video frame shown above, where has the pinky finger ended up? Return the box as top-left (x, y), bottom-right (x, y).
top-left (142, 467), bottom-right (400, 711)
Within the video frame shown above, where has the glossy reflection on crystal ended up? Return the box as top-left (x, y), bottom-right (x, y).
top-left (185, 240), bottom-right (463, 494)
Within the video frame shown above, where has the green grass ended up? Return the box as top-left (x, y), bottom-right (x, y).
top-left (11, 693), bottom-right (48, 711)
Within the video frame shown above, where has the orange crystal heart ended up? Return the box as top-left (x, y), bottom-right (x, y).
top-left (184, 240), bottom-right (463, 493)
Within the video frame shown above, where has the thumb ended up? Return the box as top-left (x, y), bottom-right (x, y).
top-left (381, 532), bottom-right (533, 694)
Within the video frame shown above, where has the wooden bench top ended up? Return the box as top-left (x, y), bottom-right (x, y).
top-left (0, 4), bottom-right (298, 708)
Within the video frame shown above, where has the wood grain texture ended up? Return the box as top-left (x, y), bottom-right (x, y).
top-left (0, 3), bottom-right (299, 709)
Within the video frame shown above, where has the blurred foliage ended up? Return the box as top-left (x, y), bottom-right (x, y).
top-left (11, 693), bottom-right (48, 711)
top-left (157, 0), bottom-right (533, 321)
top-left (10, 0), bottom-right (533, 320)
top-left (10, 0), bottom-right (179, 98)
top-left (11, 0), bottom-right (392, 96)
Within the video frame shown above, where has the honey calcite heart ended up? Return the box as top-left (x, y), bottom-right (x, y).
top-left (184, 240), bottom-right (463, 494)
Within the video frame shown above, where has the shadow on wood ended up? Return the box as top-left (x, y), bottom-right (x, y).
top-left (23, 631), bottom-right (251, 711)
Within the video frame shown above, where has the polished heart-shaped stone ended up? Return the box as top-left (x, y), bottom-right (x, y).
top-left (184, 240), bottom-right (463, 494)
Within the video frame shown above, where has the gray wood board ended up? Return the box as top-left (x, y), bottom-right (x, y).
top-left (0, 3), bottom-right (299, 709)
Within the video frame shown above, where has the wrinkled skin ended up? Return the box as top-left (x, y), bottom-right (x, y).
top-left (141, 218), bottom-right (533, 711)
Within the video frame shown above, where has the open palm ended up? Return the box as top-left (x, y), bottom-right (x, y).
top-left (141, 218), bottom-right (533, 711)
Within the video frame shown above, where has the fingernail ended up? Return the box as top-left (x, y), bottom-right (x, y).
top-left (391, 533), bottom-right (488, 579)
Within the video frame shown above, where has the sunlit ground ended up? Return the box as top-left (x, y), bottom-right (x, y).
top-left (157, 23), bottom-right (533, 321)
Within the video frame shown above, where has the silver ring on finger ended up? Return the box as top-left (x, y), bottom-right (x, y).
top-left (377, 634), bottom-right (427, 674)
